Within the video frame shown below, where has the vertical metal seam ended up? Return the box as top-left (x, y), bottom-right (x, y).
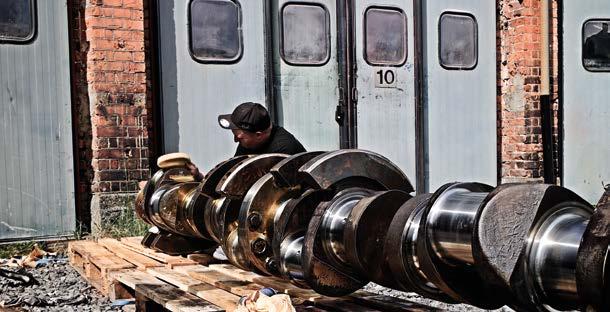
top-left (557, 0), bottom-right (565, 185)
top-left (150, 0), bottom-right (165, 165)
top-left (66, 0), bottom-right (82, 232)
top-left (264, 0), bottom-right (278, 126)
top-left (540, 0), bottom-right (555, 184)
top-left (413, 0), bottom-right (426, 193)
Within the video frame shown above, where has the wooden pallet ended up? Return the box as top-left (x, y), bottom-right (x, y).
top-left (68, 237), bottom-right (440, 312)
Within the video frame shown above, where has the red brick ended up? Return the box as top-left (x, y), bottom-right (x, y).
top-left (104, 0), bottom-right (123, 7)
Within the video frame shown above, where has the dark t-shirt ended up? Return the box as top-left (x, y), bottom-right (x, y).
top-left (234, 126), bottom-right (306, 156)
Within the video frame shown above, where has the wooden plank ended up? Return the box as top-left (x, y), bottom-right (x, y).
top-left (87, 254), bottom-right (134, 295)
top-left (113, 270), bottom-right (166, 288)
top-left (148, 267), bottom-right (203, 289)
top-left (120, 236), bottom-right (199, 267)
top-left (89, 255), bottom-right (134, 275)
top-left (135, 283), bottom-right (224, 312)
top-left (109, 270), bottom-right (165, 300)
top-left (175, 266), bottom-right (332, 311)
top-left (69, 239), bottom-right (422, 312)
top-left (174, 265), bottom-right (263, 297)
top-left (70, 240), bottom-right (111, 260)
top-left (148, 267), bottom-right (239, 311)
top-left (188, 283), bottom-right (239, 311)
top-left (187, 253), bottom-right (217, 266)
top-left (69, 248), bottom-right (87, 277)
top-left (136, 289), bottom-right (166, 312)
top-left (208, 264), bottom-right (322, 301)
top-left (87, 261), bottom-right (105, 294)
top-left (99, 238), bottom-right (164, 270)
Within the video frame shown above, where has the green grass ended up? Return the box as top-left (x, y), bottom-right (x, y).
top-left (0, 241), bottom-right (47, 259)
top-left (95, 208), bottom-right (149, 239)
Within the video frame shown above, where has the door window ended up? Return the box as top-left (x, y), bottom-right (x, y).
top-left (364, 7), bottom-right (407, 66)
top-left (189, 0), bottom-right (242, 63)
top-left (583, 19), bottom-right (610, 72)
top-left (281, 3), bottom-right (330, 66)
top-left (0, 0), bottom-right (35, 43)
top-left (439, 12), bottom-right (477, 70)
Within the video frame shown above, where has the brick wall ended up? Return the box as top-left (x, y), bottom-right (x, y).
top-left (70, 0), bottom-right (154, 234)
top-left (498, 0), bottom-right (560, 183)
top-left (68, 0), bottom-right (93, 229)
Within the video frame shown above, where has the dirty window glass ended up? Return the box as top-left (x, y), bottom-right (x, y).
top-left (439, 12), bottom-right (477, 70)
top-left (365, 7), bottom-right (407, 66)
top-left (583, 20), bottom-right (610, 72)
top-left (0, 0), bottom-right (35, 43)
top-left (281, 4), bottom-right (330, 65)
top-left (189, 0), bottom-right (242, 63)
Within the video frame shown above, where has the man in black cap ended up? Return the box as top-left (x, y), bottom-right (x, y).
top-left (188, 102), bottom-right (305, 181)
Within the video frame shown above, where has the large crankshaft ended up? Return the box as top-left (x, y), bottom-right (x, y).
top-left (135, 150), bottom-right (610, 311)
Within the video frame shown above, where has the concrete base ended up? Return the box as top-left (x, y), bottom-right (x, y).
top-left (501, 177), bottom-right (544, 184)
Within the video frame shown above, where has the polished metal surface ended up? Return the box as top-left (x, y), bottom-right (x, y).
top-left (204, 198), bottom-right (226, 243)
top-left (224, 229), bottom-right (251, 271)
top-left (427, 185), bottom-right (490, 265)
top-left (404, 204), bottom-right (437, 291)
top-left (280, 233), bottom-right (305, 281)
top-left (320, 188), bottom-right (374, 267)
top-left (238, 173), bottom-right (300, 274)
top-left (528, 204), bottom-right (592, 310)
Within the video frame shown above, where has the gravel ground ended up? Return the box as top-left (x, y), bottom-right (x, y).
top-left (0, 258), bottom-right (127, 312)
top-left (364, 283), bottom-right (515, 312)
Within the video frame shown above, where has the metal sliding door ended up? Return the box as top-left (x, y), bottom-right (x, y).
top-left (0, 0), bottom-right (75, 240)
top-left (563, 0), bottom-right (610, 202)
top-left (271, 0), bottom-right (340, 151)
top-left (354, 0), bottom-right (416, 180)
top-left (423, 0), bottom-right (497, 191)
top-left (157, 0), bottom-right (267, 170)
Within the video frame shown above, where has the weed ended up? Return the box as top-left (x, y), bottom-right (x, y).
top-left (96, 208), bottom-right (148, 239)
top-left (0, 241), bottom-right (47, 259)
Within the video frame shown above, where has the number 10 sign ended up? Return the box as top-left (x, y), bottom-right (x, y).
top-left (374, 69), bottom-right (397, 88)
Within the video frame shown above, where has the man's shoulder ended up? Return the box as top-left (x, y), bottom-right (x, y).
top-left (269, 126), bottom-right (305, 154)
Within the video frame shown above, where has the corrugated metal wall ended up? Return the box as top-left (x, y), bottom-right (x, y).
top-left (158, 0), bottom-right (268, 171)
top-left (0, 1), bottom-right (75, 240)
top-left (563, 0), bottom-right (610, 203)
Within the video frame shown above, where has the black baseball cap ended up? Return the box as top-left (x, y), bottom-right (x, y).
top-left (218, 102), bottom-right (271, 132)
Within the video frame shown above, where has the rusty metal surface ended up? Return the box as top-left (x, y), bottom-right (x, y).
top-left (474, 184), bottom-right (593, 311)
top-left (302, 198), bottom-right (367, 296)
top-left (298, 149), bottom-right (414, 193)
top-left (270, 151), bottom-right (326, 187)
top-left (200, 155), bottom-right (249, 198)
top-left (273, 189), bottom-right (333, 282)
top-left (576, 187), bottom-right (610, 311)
top-left (237, 173), bottom-right (302, 274)
top-left (343, 190), bottom-right (411, 288)
top-left (217, 154), bottom-right (287, 198)
top-left (183, 184), bottom-right (213, 240)
top-left (384, 193), bottom-right (453, 302)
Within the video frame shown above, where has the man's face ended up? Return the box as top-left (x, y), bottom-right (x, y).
top-left (232, 129), bottom-right (264, 149)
